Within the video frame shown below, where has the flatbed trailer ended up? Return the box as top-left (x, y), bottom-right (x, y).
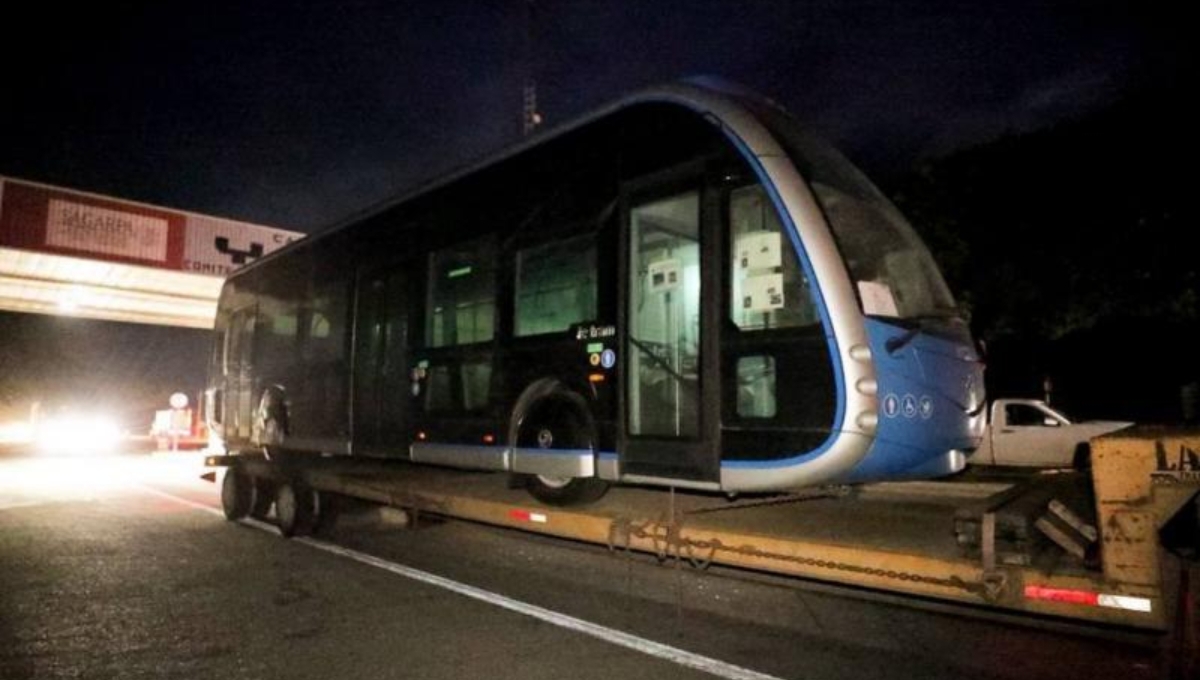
top-left (206, 426), bottom-right (1199, 668)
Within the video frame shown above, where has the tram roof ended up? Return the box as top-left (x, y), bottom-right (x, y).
top-left (230, 78), bottom-right (783, 279)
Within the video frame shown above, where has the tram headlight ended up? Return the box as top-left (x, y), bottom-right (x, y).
top-left (856, 411), bottom-right (879, 432)
top-left (855, 378), bottom-right (878, 396)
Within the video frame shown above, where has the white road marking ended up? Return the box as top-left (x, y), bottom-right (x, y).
top-left (138, 485), bottom-right (787, 680)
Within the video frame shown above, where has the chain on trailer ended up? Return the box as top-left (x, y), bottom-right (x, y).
top-left (323, 475), bottom-right (1009, 604)
top-left (603, 487), bottom-right (1009, 603)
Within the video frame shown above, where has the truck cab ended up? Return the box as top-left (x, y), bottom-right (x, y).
top-left (971, 398), bottom-right (1132, 467)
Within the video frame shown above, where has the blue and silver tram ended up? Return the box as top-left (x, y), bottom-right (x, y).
top-left (208, 79), bottom-right (985, 503)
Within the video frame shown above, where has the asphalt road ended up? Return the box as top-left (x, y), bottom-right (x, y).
top-left (0, 450), bottom-right (1175, 680)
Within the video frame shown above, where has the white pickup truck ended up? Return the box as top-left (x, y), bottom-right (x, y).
top-left (970, 398), bottom-right (1133, 468)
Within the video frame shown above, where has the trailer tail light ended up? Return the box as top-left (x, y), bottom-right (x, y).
top-left (1023, 585), bottom-right (1097, 606)
top-left (1024, 585), bottom-right (1152, 613)
top-left (1097, 594), bottom-right (1153, 613)
top-left (509, 509), bottom-right (548, 524)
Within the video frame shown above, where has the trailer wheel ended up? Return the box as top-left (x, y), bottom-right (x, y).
top-left (221, 467), bottom-right (253, 521)
top-left (275, 481), bottom-right (314, 538)
top-left (250, 478), bottom-right (275, 519)
top-left (521, 409), bottom-right (608, 506)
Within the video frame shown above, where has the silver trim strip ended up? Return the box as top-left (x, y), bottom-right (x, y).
top-left (511, 447), bottom-right (595, 478)
top-left (596, 456), bottom-right (621, 481)
top-left (412, 443), bottom-right (600, 480)
top-left (412, 443), bottom-right (510, 471)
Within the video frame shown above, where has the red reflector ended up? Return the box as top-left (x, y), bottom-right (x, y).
top-left (507, 509), bottom-right (548, 524)
top-left (1024, 585), bottom-right (1099, 607)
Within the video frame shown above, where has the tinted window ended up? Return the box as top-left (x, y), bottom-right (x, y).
top-left (736, 355), bottom-right (777, 418)
top-left (305, 283), bottom-right (347, 361)
top-left (257, 295), bottom-right (299, 360)
top-left (728, 184), bottom-right (819, 331)
top-left (427, 239), bottom-right (496, 347)
top-left (461, 360), bottom-right (492, 412)
top-left (515, 234), bottom-right (598, 336)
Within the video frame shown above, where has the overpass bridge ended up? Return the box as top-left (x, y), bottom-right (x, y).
top-left (0, 176), bottom-right (303, 329)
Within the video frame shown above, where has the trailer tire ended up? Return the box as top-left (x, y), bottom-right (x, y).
top-left (221, 467), bottom-right (253, 521)
top-left (520, 408), bottom-right (608, 506)
top-left (250, 478), bottom-right (275, 519)
top-left (275, 481), bottom-right (314, 538)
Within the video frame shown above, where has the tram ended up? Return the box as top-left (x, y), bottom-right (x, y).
top-left (207, 79), bottom-right (985, 504)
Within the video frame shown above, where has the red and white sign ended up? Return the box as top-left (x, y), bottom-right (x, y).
top-left (0, 176), bottom-right (303, 276)
top-left (46, 199), bottom-right (170, 263)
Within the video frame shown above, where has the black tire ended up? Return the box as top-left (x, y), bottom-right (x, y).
top-left (250, 478), bottom-right (275, 519)
top-left (275, 480), bottom-right (314, 538)
top-left (520, 408), bottom-right (609, 506)
top-left (221, 467), bottom-right (253, 521)
top-left (525, 474), bottom-right (609, 506)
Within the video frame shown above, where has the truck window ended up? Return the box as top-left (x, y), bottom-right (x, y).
top-left (1006, 403), bottom-right (1049, 426)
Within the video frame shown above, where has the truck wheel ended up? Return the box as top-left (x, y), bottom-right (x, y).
top-left (520, 410), bottom-right (608, 506)
top-left (221, 467), bottom-right (253, 520)
top-left (275, 481), bottom-right (314, 538)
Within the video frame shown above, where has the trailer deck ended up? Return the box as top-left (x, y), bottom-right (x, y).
top-left (210, 429), bottom-right (1200, 642)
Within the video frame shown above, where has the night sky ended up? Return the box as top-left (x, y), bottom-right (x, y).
top-left (0, 1), bottom-right (1189, 424)
top-left (0, 1), bottom-right (1180, 232)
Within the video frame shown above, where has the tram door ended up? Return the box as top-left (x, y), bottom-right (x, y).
top-left (352, 267), bottom-right (412, 456)
top-left (621, 184), bottom-right (720, 482)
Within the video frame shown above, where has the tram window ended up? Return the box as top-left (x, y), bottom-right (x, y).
top-left (515, 234), bottom-right (597, 337)
top-left (729, 185), bottom-right (818, 331)
top-left (461, 360), bottom-right (493, 411)
top-left (425, 365), bottom-right (455, 412)
top-left (736, 355), bottom-right (777, 418)
top-left (257, 296), bottom-right (299, 364)
top-left (305, 285), bottom-right (346, 361)
top-left (423, 362), bottom-right (491, 413)
top-left (427, 239), bottom-right (496, 347)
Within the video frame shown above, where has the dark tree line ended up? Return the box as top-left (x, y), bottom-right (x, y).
top-left (890, 85), bottom-right (1195, 421)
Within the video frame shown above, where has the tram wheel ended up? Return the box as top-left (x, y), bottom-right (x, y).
top-left (521, 409), bottom-right (608, 506)
top-left (275, 481), bottom-right (315, 538)
top-left (221, 467), bottom-right (253, 521)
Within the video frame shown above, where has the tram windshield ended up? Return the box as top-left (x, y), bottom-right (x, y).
top-left (753, 104), bottom-right (959, 324)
